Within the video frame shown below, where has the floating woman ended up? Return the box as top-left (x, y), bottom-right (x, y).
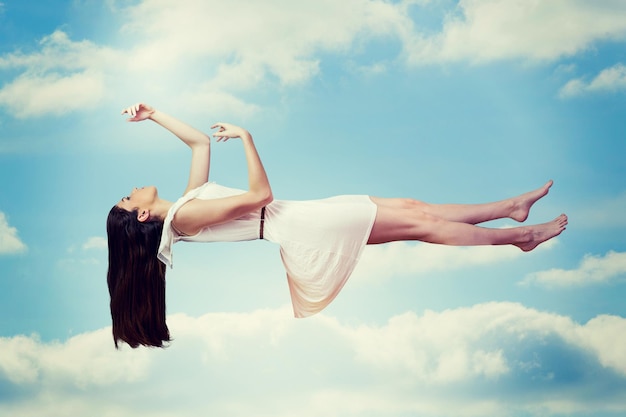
top-left (106, 103), bottom-right (567, 348)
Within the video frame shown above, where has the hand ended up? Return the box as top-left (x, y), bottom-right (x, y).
top-left (121, 103), bottom-right (155, 122)
top-left (210, 122), bottom-right (249, 142)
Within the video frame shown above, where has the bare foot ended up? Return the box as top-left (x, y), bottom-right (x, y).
top-left (515, 214), bottom-right (568, 252)
top-left (509, 180), bottom-right (553, 222)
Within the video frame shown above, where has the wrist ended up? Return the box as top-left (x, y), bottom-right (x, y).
top-left (241, 130), bottom-right (252, 141)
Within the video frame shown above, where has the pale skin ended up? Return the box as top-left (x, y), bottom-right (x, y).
top-left (117, 103), bottom-right (567, 252)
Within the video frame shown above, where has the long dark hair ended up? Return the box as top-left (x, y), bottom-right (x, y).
top-left (106, 206), bottom-right (171, 348)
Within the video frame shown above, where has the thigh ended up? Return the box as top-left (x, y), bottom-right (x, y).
top-left (367, 199), bottom-right (439, 244)
top-left (369, 196), bottom-right (427, 210)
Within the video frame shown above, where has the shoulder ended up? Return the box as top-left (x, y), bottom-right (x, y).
top-left (171, 199), bottom-right (210, 236)
top-left (163, 183), bottom-right (210, 235)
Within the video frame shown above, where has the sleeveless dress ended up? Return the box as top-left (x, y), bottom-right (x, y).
top-left (157, 182), bottom-right (377, 318)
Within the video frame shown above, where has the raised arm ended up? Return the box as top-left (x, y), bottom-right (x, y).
top-left (171, 123), bottom-right (273, 235)
top-left (212, 122), bottom-right (272, 204)
top-left (122, 103), bottom-right (211, 194)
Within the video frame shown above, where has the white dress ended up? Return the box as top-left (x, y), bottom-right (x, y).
top-left (157, 182), bottom-right (377, 318)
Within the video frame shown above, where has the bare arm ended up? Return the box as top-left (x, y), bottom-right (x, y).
top-left (172, 123), bottom-right (273, 235)
top-left (212, 123), bottom-right (271, 203)
top-left (121, 103), bottom-right (211, 194)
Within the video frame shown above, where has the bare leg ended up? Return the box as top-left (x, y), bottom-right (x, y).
top-left (367, 203), bottom-right (568, 252)
top-left (371, 180), bottom-right (553, 225)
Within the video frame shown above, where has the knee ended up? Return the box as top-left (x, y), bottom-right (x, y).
top-left (410, 209), bottom-right (442, 226)
top-left (408, 210), bottom-right (446, 242)
top-left (398, 198), bottom-right (428, 211)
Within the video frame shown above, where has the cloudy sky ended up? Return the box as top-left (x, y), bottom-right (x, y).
top-left (1, 0), bottom-right (626, 416)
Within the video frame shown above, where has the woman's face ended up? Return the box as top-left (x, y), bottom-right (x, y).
top-left (117, 186), bottom-right (158, 212)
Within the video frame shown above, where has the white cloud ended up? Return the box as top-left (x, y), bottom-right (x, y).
top-left (82, 236), bottom-right (107, 250)
top-left (0, 31), bottom-right (117, 118)
top-left (576, 314), bottom-right (626, 374)
top-left (521, 250), bottom-right (626, 288)
top-left (56, 237), bottom-right (107, 271)
top-left (2, 1), bottom-right (626, 119)
top-left (0, 212), bottom-right (26, 254)
top-left (112, 0), bottom-right (410, 114)
top-left (0, 31), bottom-right (113, 72)
top-left (0, 72), bottom-right (105, 118)
top-left (120, 0), bottom-right (404, 80)
top-left (0, 329), bottom-right (153, 386)
top-left (56, 236), bottom-right (108, 274)
top-left (559, 63), bottom-right (626, 98)
top-left (403, 0), bottom-right (626, 65)
top-left (0, 303), bottom-right (625, 417)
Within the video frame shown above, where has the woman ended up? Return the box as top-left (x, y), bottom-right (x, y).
top-left (107, 103), bottom-right (567, 349)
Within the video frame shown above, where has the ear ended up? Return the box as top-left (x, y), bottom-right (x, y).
top-left (137, 210), bottom-right (150, 223)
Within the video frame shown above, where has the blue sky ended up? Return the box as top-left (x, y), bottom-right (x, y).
top-left (1, 0), bottom-right (625, 416)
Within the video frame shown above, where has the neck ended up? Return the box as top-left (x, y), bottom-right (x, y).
top-left (151, 199), bottom-right (174, 221)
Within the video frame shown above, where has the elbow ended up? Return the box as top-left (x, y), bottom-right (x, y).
top-left (249, 188), bottom-right (273, 207)
top-left (200, 134), bottom-right (211, 146)
top-left (190, 138), bottom-right (210, 152)
top-left (261, 189), bottom-right (273, 206)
